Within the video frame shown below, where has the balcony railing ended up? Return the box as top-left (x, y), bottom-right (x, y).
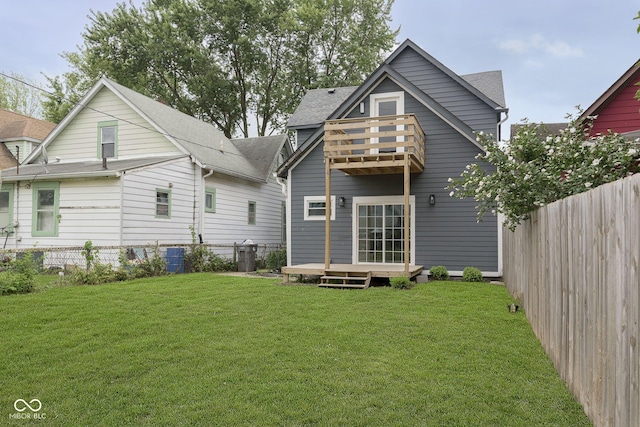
top-left (324, 114), bottom-right (425, 175)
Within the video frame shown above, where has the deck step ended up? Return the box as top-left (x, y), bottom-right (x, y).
top-left (319, 270), bottom-right (371, 289)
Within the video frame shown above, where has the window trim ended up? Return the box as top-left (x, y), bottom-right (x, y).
top-left (31, 182), bottom-right (60, 237)
top-left (205, 187), bottom-right (216, 213)
top-left (304, 195), bottom-right (336, 221)
top-left (281, 201), bottom-right (286, 244)
top-left (369, 91), bottom-right (405, 154)
top-left (248, 201), bottom-right (257, 225)
top-left (155, 188), bottom-right (171, 219)
top-left (351, 195), bottom-right (415, 265)
top-left (0, 183), bottom-right (14, 235)
top-left (97, 120), bottom-right (118, 159)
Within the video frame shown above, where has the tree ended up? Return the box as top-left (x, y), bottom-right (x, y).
top-left (0, 72), bottom-right (44, 118)
top-left (447, 112), bottom-right (639, 230)
top-left (42, 0), bottom-right (398, 137)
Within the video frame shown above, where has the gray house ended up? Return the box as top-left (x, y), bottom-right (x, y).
top-left (277, 39), bottom-right (507, 285)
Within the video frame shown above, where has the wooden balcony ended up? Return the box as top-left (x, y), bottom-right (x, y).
top-left (324, 114), bottom-right (425, 175)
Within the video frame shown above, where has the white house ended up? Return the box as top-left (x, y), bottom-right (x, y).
top-left (0, 78), bottom-right (289, 256)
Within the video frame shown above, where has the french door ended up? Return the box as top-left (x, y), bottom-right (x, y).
top-left (353, 196), bottom-right (414, 264)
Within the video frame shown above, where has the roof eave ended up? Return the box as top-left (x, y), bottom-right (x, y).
top-left (1, 170), bottom-right (122, 182)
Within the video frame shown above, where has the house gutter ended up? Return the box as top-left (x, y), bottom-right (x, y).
top-left (1, 170), bottom-right (122, 182)
top-left (199, 166), bottom-right (214, 239)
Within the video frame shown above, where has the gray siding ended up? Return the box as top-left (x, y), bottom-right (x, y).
top-left (389, 48), bottom-right (498, 135)
top-left (289, 73), bottom-right (498, 272)
top-left (296, 128), bottom-right (319, 149)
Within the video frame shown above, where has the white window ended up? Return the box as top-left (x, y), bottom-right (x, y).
top-left (156, 189), bottom-right (171, 218)
top-left (98, 121), bottom-right (117, 159)
top-left (205, 188), bottom-right (216, 213)
top-left (304, 195), bottom-right (336, 221)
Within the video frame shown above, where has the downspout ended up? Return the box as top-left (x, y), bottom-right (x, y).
top-left (496, 108), bottom-right (508, 278)
top-left (119, 172), bottom-right (125, 248)
top-left (496, 108), bottom-right (509, 142)
top-left (274, 173), bottom-right (287, 197)
top-left (200, 167), bottom-right (214, 240)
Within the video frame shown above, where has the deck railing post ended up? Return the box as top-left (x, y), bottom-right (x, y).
top-left (325, 155), bottom-right (331, 270)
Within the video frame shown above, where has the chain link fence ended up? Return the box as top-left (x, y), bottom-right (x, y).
top-left (0, 243), bottom-right (286, 273)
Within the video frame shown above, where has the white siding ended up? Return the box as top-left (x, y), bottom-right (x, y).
top-left (43, 88), bottom-right (180, 162)
top-left (121, 157), bottom-right (197, 245)
top-left (9, 177), bottom-right (121, 249)
top-left (202, 172), bottom-right (285, 245)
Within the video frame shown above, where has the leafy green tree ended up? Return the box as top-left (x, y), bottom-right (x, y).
top-left (42, 0), bottom-right (397, 136)
top-left (448, 112), bottom-right (639, 230)
top-left (0, 72), bottom-right (44, 118)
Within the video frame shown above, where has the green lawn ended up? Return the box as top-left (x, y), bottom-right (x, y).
top-left (1, 274), bottom-right (591, 426)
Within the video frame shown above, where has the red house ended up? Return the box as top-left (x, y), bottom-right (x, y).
top-left (580, 60), bottom-right (640, 137)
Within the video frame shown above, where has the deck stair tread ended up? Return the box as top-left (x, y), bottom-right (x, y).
top-left (319, 270), bottom-right (371, 289)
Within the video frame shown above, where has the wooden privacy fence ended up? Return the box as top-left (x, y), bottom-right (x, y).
top-left (503, 173), bottom-right (640, 427)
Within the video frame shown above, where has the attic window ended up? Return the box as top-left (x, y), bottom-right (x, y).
top-left (98, 120), bottom-right (118, 159)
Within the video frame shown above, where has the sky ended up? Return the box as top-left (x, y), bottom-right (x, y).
top-left (1, 0), bottom-right (639, 138)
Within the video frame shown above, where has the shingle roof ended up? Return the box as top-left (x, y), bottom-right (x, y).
top-left (0, 142), bottom-right (16, 170)
top-left (1, 156), bottom-right (185, 181)
top-left (461, 70), bottom-right (506, 109)
top-left (286, 86), bottom-right (358, 129)
top-left (0, 109), bottom-right (55, 141)
top-left (16, 78), bottom-right (286, 183)
top-left (286, 70), bottom-right (505, 131)
top-left (106, 79), bottom-right (285, 182)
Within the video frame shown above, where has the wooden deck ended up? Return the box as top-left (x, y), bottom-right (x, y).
top-left (281, 263), bottom-right (423, 286)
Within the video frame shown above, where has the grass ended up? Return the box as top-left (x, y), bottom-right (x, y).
top-left (1, 274), bottom-right (591, 426)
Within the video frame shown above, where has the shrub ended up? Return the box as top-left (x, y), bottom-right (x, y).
top-left (131, 249), bottom-right (166, 278)
top-left (390, 276), bottom-right (413, 289)
top-left (429, 265), bottom-right (449, 280)
top-left (265, 249), bottom-right (286, 272)
top-left (447, 113), bottom-right (640, 230)
top-left (68, 263), bottom-right (118, 285)
top-left (463, 266), bottom-right (483, 282)
top-left (207, 253), bottom-right (236, 272)
top-left (0, 252), bottom-right (38, 295)
top-left (0, 271), bottom-right (34, 295)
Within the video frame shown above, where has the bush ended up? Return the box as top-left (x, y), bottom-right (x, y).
top-left (265, 249), bottom-right (286, 272)
top-left (390, 276), bottom-right (413, 289)
top-left (463, 266), bottom-right (483, 282)
top-left (429, 265), bottom-right (449, 280)
top-left (207, 253), bottom-right (236, 272)
top-left (0, 252), bottom-right (38, 295)
top-left (0, 271), bottom-right (34, 295)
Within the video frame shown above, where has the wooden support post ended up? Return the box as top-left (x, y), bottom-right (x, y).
top-left (325, 156), bottom-right (331, 270)
top-left (404, 151), bottom-right (410, 277)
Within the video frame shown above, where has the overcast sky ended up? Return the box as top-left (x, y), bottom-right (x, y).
top-left (1, 0), bottom-right (639, 138)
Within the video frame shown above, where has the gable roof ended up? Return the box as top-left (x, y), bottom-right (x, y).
top-left (0, 109), bottom-right (55, 142)
top-left (278, 40), bottom-right (507, 177)
top-left (20, 78), bottom-right (286, 183)
top-left (580, 60), bottom-right (640, 120)
top-left (386, 39), bottom-right (506, 111)
top-left (286, 39), bottom-right (506, 132)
